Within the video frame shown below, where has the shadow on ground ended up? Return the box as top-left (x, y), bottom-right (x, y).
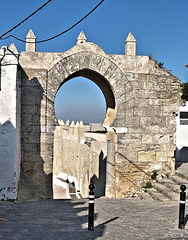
top-left (0, 199), bottom-right (109, 240)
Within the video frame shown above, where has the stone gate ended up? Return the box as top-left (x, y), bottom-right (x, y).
top-left (0, 30), bottom-right (181, 200)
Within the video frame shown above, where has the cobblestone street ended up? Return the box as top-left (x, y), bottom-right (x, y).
top-left (0, 198), bottom-right (187, 240)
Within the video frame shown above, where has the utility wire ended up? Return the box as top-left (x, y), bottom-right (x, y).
top-left (0, 0), bottom-right (53, 39)
top-left (0, 0), bottom-right (104, 44)
top-left (11, 0), bottom-right (55, 36)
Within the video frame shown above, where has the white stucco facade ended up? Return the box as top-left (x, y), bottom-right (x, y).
top-left (0, 44), bottom-right (21, 200)
top-left (176, 101), bottom-right (188, 164)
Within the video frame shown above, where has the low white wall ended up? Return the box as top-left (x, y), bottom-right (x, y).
top-left (84, 123), bottom-right (105, 132)
top-left (90, 123), bottom-right (105, 132)
top-left (84, 132), bottom-right (106, 142)
top-left (53, 123), bottom-right (107, 198)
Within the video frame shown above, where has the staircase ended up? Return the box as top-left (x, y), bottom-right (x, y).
top-left (53, 173), bottom-right (82, 199)
top-left (141, 163), bottom-right (188, 201)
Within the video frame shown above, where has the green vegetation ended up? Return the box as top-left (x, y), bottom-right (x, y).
top-left (181, 82), bottom-right (188, 101)
top-left (151, 171), bottom-right (158, 181)
top-left (144, 181), bottom-right (153, 190)
top-left (158, 62), bottom-right (164, 68)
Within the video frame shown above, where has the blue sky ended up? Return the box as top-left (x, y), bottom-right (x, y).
top-left (1, 0), bottom-right (188, 123)
top-left (55, 77), bottom-right (106, 124)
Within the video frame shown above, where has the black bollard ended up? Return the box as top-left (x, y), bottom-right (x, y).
top-left (178, 185), bottom-right (186, 229)
top-left (88, 184), bottom-right (95, 231)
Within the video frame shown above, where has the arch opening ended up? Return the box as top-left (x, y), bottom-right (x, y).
top-left (54, 69), bottom-right (116, 126)
top-left (53, 69), bottom-right (116, 199)
top-left (54, 76), bottom-right (106, 124)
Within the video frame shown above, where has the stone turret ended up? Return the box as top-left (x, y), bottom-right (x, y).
top-left (25, 29), bottom-right (36, 52)
top-left (76, 31), bottom-right (87, 44)
top-left (125, 32), bottom-right (136, 56)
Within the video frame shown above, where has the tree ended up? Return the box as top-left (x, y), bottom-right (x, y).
top-left (181, 82), bottom-right (188, 100)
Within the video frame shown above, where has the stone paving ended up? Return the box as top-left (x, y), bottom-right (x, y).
top-left (0, 198), bottom-right (188, 240)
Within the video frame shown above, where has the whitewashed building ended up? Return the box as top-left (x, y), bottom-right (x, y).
top-left (176, 101), bottom-right (188, 166)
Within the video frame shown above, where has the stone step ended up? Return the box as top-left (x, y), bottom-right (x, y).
top-left (140, 190), bottom-right (154, 201)
top-left (169, 175), bottom-right (188, 186)
top-left (145, 187), bottom-right (168, 201)
top-left (141, 163), bottom-right (188, 202)
top-left (144, 182), bottom-right (179, 202)
top-left (153, 182), bottom-right (179, 201)
top-left (176, 162), bottom-right (188, 174)
top-left (175, 170), bottom-right (188, 182)
top-left (160, 179), bottom-right (180, 194)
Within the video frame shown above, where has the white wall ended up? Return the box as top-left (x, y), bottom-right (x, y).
top-left (176, 101), bottom-right (188, 164)
top-left (0, 44), bottom-right (21, 200)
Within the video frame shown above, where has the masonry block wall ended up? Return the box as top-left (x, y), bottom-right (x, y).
top-left (115, 69), bottom-right (181, 197)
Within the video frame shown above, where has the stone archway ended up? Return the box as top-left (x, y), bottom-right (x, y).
top-left (45, 52), bottom-right (127, 198)
top-left (46, 52), bottom-right (127, 128)
top-left (18, 31), bottom-right (181, 200)
top-left (52, 69), bottom-right (116, 126)
top-left (19, 50), bottom-right (128, 199)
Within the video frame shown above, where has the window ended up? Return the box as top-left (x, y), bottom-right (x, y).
top-left (180, 111), bottom-right (188, 125)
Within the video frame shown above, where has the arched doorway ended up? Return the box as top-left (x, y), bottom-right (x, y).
top-left (52, 73), bottom-right (115, 199)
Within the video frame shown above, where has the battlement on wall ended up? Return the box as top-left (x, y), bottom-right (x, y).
top-left (54, 119), bottom-right (84, 144)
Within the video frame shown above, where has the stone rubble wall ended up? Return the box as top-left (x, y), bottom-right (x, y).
top-left (53, 120), bottom-right (107, 198)
top-left (114, 68), bottom-right (181, 197)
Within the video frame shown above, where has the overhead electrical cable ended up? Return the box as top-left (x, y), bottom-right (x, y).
top-left (0, 0), bottom-right (104, 44)
top-left (0, 0), bottom-right (54, 39)
top-left (11, 0), bottom-right (55, 36)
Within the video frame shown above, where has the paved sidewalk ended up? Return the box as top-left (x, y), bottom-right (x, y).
top-left (0, 198), bottom-right (187, 240)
